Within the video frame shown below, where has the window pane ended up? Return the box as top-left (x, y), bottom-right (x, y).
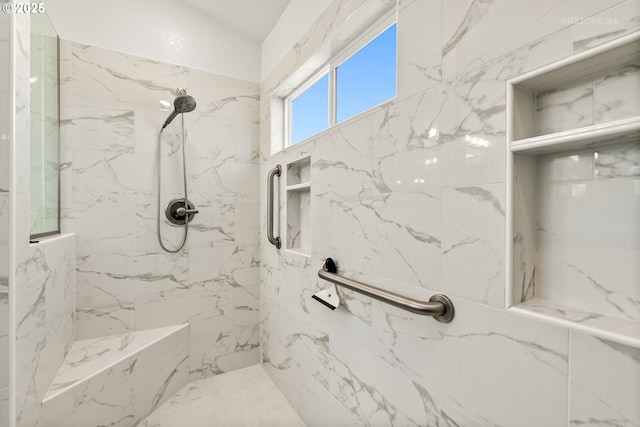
top-left (291, 74), bottom-right (329, 144)
top-left (336, 23), bottom-right (396, 123)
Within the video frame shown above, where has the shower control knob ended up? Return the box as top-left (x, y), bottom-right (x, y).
top-left (176, 206), bottom-right (199, 216)
top-left (165, 198), bottom-right (198, 225)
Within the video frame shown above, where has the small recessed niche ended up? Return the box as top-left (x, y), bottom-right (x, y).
top-left (507, 33), bottom-right (640, 347)
top-left (285, 156), bottom-right (311, 257)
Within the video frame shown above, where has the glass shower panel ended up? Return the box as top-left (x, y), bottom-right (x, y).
top-left (30, 12), bottom-right (59, 238)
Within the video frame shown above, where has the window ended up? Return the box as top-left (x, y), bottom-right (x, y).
top-left (290, 73), bottom-right (329, 145)
top-left (286, 19), bottom-right (396, 147)
top-left (336, 23), bottom-right (396, 123)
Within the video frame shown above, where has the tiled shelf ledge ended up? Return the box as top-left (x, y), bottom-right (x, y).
top-left (285, 182), bottom-right (311, 191)
top-left (286, 247), bottom-right (311, 257)
top-left (511, 116), bottom-right (640, 154)
top-left (510, 299), bottom-right (640, 348)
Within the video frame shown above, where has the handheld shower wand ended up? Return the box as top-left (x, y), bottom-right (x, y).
top-left (162, 93), bottom-right (196, 129)
top-left (157, 89), bottom-right (198, 253)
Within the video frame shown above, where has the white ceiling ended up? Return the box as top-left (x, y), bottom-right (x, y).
top-left (180, 0), bottom-right (291, 43)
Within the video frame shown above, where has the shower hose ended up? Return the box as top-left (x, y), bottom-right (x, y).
top-left (156, 114), bottom-right (190, 253)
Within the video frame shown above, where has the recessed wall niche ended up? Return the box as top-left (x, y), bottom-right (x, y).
top-left (507, 32), bottom-right (640, 346)
top-left (285, 155), bottom-right (311, 256)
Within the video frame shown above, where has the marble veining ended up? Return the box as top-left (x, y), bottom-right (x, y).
top-left (262, 2), bottom-right (639, 427)
top-left (58, 40), bottom-right (260, 385)
top-left (45, 324), bottom-right (188, 398)
top-left (535, 60), bottom-right (640, 137)
top-left (536, 163), bottom-right (640, 322)
top-left (42, 324), bottom-right (189, 427)
top-left (570, 332), bottom-right (640, 426)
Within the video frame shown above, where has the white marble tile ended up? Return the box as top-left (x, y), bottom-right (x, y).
top-left (188, 333), bottom-right (257, 380)
top-left (187, 244), bottom-right (259, 290)
top-left (15, 272), bottom-right (46, 427)
top-left (439, 68), bottom-right (506, 188)
top-left (572, 0), bottom-right (640, 53)
top-left (372, 297), bottom-right (569, 426)
top-left (372, 86), bottom-right (446, 191)
top-left (75, 304), bottom-right (135, 340)
top-left (570, 332), bottom-right (640, 426)
top-left (234, 201), bottom-right (260, 245)
top-left (140, 364), bottom-right (305, 427)
top-left (442, 0), bottom-right (622, 78)
top-left (136, 289), bottom-right (232, 339)
top-left (286, 189), bottom-right (310, 252)
top-left (60, 100), bottom-right (135, 153)
top-left (328, 191), bottom-right (441, 289)
top-left (594, 140), bottom-right (640, 178)
top-left (536, 81), bottom-right (594, 135)
top-left (133, 330), bottom-right (190, 422)
top-left (70, 149), bottom-right (154, 204)
top-left (397, 0), bottom-right (442, 100)
top-left (42, 357), bottom-right (136, 427)
top-left (538, 148), bottom-right (594, 183)
top-left (537, 178), bottom-right (640, 321)
top-left (312, 114), bottom-right (376, 198)
top-left (593, 62), bottom-right (640, 124)
top-left (440, 401), bottom-right (486, 427)
top-left (442, 184), bottom-right (506, 307)
top-left (65, 42), bottom-right (188, 106)
top-left (327, 332), bottom-right (441, 426)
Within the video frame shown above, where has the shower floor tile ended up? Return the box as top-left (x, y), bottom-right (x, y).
top-left (137, 364), bottom-right (306, 427)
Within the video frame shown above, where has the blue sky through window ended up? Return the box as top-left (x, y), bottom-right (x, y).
top-left (337, 23), bottom-right (396, 122)
top-left (291, 74), bottom-right (329, 144)
top-left (289, 22), bottom-right (396, 145)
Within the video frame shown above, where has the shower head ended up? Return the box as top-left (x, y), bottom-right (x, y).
top-left (162, 93), bottom-right (197, 129)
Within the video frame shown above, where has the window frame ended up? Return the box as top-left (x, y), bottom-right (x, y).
top-left (285, 66), bottom-right (330, 146)
top-left (284, 11), bottom-right (397, 148)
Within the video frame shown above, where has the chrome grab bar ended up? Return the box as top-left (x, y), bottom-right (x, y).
top-left (317, 258), bottom-right (454, 323)
top-left (266, 164), bottom-right (282, 249)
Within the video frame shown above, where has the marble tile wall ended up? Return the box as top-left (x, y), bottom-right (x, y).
top-left (8, 15), bottom-right (78, 427)
top-left (58, 41), bottom-right (261, 380)
top-left (260, 0), bottom-right (640, 426)
top-left (536, 61), bottom-right (640, 136)
top-left (0, 4), bottom-right (9, 425)
top-left (537, 141), bottom-right (640, 322)
top-left (15, 234), bottom-right (75, 427)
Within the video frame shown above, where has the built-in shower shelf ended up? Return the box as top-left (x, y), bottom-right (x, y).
top-left (285, 182), bottom-right (311, 191)
top-left (511, 299), bottom-right (640, 348)
top-left (511, 116), bottom-right (640, 154)
top-left (507, 32), bottom-right (640, 349)
top-left (285, 155), bottom-right (311, 257)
